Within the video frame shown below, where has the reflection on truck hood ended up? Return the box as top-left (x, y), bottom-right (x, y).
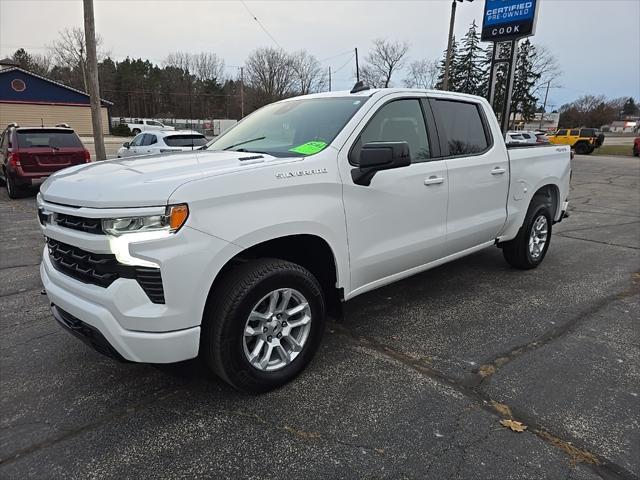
top-left (40, 150), bottom-right (282, 208)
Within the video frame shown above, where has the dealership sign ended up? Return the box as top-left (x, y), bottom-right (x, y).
top-left (481, 0), bottom-right (539, 41)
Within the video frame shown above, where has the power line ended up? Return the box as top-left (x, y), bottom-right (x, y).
top-left (318, 50), bottom-right (353, 63)
top-left (332, 54), bottom-right (354, 75)
top-left (239, 0), bottom-right (282, 49)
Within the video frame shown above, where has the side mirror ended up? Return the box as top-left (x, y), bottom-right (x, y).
top-left (351, 141), bottom-right (411, 186)
top-left (123, 142), bottom-right (130, 148)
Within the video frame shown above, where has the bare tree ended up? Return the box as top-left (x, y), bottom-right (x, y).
top-left (164, 52), bottom-right (225, 82)
top-left (530, 44), bottom-right (562, 95)
top-left (361, 39), bottom-right (410, 88)
top-left (291, 50), bottom-right (326, 95)
top-left (403, 59), bottom-right (439, 89)
top-left (244, 47), bottom-right (296, 106)
top-left (49, 27), bottom-right (105, 91)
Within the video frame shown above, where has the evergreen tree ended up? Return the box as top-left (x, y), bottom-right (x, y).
top-left (479, 43), bottom-right (495, 99)
top-left (456, 21), bottom-right (485, 96)
top-left (510, 39), bottom-right (541, 122)
top-left (622, 97), bottom-right (638, 116)
top-left (435, 36), bottom-right (462, 90)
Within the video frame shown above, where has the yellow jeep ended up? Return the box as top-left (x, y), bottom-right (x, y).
top-left (548, 128), bottom-right (604, 155)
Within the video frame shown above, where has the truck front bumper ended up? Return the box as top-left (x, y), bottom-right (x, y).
top-left (42, 256), bottom-right (200, 363)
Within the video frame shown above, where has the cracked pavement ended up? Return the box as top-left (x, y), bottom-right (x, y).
top-left (0, 154), bottom-right (638, 479)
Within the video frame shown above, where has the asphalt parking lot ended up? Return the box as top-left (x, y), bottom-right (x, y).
top-left (0, 154), bottom-right (638, 480)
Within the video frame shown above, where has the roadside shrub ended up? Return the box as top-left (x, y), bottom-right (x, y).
top-left (112, 124), bottom-right (132, 136)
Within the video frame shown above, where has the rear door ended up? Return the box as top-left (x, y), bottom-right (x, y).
top-left (16, 129), bottom-right (85, 175)
top-left (430, 98), bottom-right (508, 255)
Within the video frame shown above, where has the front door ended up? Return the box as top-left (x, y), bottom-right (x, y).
top-left (339, 96), bottom-right (449, 296)
top-left (126, 133), bottom-right (145, 157)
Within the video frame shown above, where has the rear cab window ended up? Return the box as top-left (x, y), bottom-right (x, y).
top-left (431, 99), bottom-right (490, 156)
top-left (16, 129), bottom-right (82, 149)
top-left (164, 135), bottom-right (207, 147)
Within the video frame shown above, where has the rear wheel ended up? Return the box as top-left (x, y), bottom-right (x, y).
top-left (6, 173), bottom-right (24, 199)
top-left (574, 141), bottom-right (589, 155)
top-left (633, 145), bottom-right (639, 157)
top-left (502, 195), bottom-right (553, 270)
top-left (201, 258), bottom-right (326, 393)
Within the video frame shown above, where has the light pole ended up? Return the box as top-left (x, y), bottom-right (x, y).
top-left (443, 0), bottom-right (473, 91)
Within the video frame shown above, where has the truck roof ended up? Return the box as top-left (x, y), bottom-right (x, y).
top-left (278, 87), bottom-right (488, 103)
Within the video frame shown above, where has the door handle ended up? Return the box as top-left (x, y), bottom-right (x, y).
top-left (491, 167), bottom-right (506, 175)
top-left (424, 176), bottom-right (444, 186)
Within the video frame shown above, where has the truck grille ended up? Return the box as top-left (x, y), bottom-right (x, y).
top-left (47, 238), bottom-right (165, 304)
top-left (53, 212), bottom-right (103, 234)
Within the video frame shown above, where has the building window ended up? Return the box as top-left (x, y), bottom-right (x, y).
top-left (11, 79), bottom-right (26, 92)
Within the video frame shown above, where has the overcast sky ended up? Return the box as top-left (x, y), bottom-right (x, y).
top-left (1, 0), bottom-right (639, 109)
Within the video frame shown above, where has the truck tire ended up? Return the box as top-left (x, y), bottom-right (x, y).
top-left (201, 258), bottom-right (326, 393)
top-left (131, 128), bottom-right (141, 135)
top-left (502, 195), bottom-right (553, 270)
top-left (6, 173), bottom-right (24, 199)
top-left (574, 141), bottom-right (589, 155)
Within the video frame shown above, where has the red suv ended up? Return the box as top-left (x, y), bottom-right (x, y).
top-left (0, 123), bottom-right (91, 199)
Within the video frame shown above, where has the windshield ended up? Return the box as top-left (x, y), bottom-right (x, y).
top-left (207, 97), bottom-right (368, 157)
top-left (16, 129), bottom-right (82, 148)
top-left (164, 134), bottom-right (207, 147)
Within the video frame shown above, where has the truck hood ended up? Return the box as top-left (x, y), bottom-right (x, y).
top-left (40, 150), bottom-right (283, 208)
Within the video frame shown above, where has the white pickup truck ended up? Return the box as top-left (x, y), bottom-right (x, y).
top-left (123, 118), bottom-right (175, 136)
top-left (38, 86), bottom-right (571, 393)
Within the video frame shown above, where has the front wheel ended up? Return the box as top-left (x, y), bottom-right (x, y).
top-left (502, 196), bottom-right (553, 269)
top-left (201, 258), bottom-right (326, 393)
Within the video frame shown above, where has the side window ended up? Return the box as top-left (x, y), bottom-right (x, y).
top-left (142, 134), bottom-right (156, 146)
top-left (570, 129), bottom-right (580, 136)
top-left (0, 131), bottom-right (5, 150)
top-left (353, 99), bottom-right (430, 164)
top-left (130, 134), bottom-right (144, 147)
top-left (556, 129), bottom-right (568, 136)
top-left (432, 100), bottom-right (489, 156)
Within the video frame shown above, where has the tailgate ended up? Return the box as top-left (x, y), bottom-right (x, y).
top-left (20, 148), bottom-right (85, 174)
top-left (16, 129), bottom-right (86, 175)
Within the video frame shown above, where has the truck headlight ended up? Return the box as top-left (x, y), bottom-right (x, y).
top-left (102, 204), bottom-right (189, 236)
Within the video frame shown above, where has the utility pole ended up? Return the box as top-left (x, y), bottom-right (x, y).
top-left (83, 0), bottom-right (106, 161)
top-left (442, 0), bottom-right (457, 91)
top-left (240, 67), bottom-right (244, 118)
top-left (328, 66), bottom-right (332, 92)
top-left (539, 80), bottom-right (551, 130)
top-left (354, 48), bottom-right (359, 82)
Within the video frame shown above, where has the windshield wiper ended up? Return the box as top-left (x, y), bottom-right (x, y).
top-left (223, 136), bottom-right (266, 151)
